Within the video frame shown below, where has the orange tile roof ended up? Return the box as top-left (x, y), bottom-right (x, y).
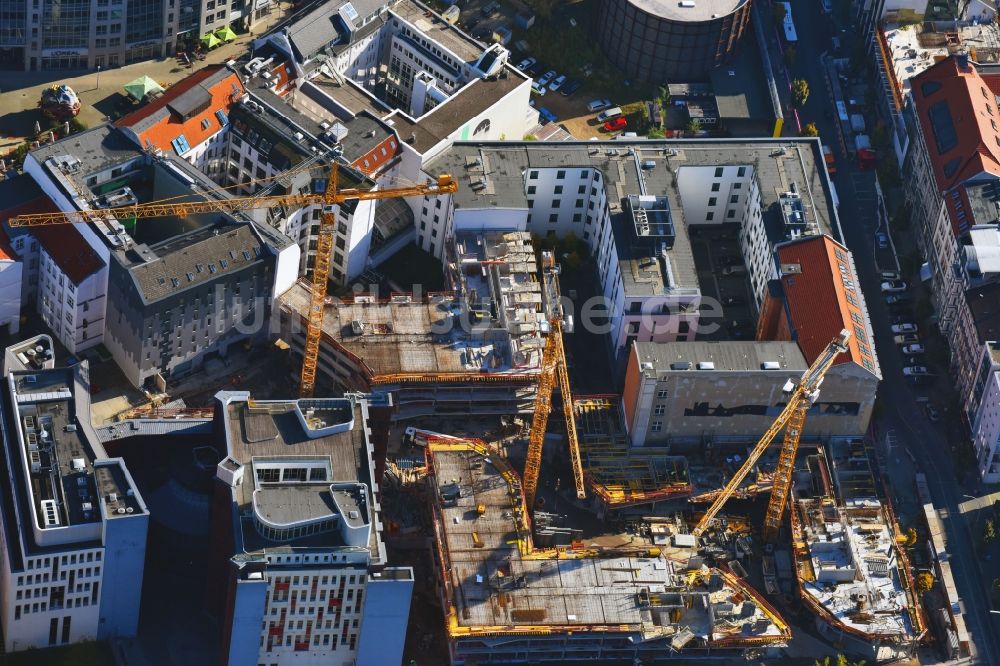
top-left (911, 56), bottom-right (1000, 235)
top-left (772, 235), bottom-right (877, 375)
top-left (116, 65), bottom-right (244, 155)
top-left (0, 176), bottom-right (59, 262)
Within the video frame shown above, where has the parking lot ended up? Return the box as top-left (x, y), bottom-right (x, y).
top-left (437, 0), bottom-right (647, 138)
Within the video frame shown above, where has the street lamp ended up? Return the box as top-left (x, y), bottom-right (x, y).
top-left (96, 65), bottom-right (101, 90)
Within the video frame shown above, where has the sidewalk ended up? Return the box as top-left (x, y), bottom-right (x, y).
top-left (0, 4), bottom-right (293, 155)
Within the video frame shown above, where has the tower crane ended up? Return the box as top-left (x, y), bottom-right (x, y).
top-left (9, 158), bottom-right (458, 397)
top-left (691, 329), bottom-right (851, 541)
top-left (522, 254), bottom-right (585, 510)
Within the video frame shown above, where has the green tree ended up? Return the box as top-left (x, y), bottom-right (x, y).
top-left (984, 519), bottom-right (997, 545)
top-left (658, 85), bottom-right (670, 109)
top-left (791, 79), bottom-right (810, 108)
top-left (814, 655), bottom-right (867, 666)
top-left (686, 118), bottom-right (702, 133)
top-left (647, 127), bottom-right (666, 139)
top-left (801, 122), bottom-right (819, 137)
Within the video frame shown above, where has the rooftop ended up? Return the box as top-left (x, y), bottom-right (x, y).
top-left (2, 366), bottom-right (146, 554)
top-left (632, 340), bottom-right (807, 374)
top-left (389, 0), bottom-right (486, 64)
top-left (4, 335), bottom-right (56, 374)
top-left (428, 440), bottom-right (789, 646)
top-left (115, 65), bottom-right (243, 155)
top-left (216, 393), bottom-right (383, 558)
top-left (32, 223), bottom-right (104, 285)
top-left (278, 231), bottom-right (545, 378)
top-left (772, 235), bottom-right (880, 377)
top-left (628, 0), bottom-right (747, 22)
top-left (881, 23), bottom-right (1000, 99)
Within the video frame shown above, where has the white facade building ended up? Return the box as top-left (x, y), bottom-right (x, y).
top-left (0, 364), bottom-right (148, 653)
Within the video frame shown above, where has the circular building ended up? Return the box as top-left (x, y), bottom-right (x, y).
top-left (595, 0), bottom-right (752, 83)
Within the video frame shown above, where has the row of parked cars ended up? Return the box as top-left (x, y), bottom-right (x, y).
top-left (880, 272), bottom-right (933, 385)
top-left (519, 58), bottom-right (584, 98)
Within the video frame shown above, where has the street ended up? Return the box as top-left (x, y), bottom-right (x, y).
top-left (784, 0), bottom-right (1000, 662)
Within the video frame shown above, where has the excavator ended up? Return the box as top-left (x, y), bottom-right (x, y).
top-left (9, 152), bottom-right (458, 398)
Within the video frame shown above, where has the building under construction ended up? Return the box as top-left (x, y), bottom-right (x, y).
top-left (274, 231), bottom-right (545, 417)
top-left (790, 443), bottom-right (925, 662)
top-left (425, 437), bottom-right (791, 664)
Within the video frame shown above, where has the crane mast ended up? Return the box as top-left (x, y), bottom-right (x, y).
top-left (522, 256), bottom-right (586, 510)
top-left (691, 330), bottom-right (850, 539)
top-left (9, 158), bottom-right (458, 399)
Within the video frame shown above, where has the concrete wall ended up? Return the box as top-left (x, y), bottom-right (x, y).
top-left (355, 569), bottom-right (414, 666)
top-left (0, 259), bottom-right (21, 336)
top-left (972, 371), bottom-right (1000, 483)
top-left (97, 504), bottom-right (148, 639)
top-left (225, 575), bottom-right (268, 666)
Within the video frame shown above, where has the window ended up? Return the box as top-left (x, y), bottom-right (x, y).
top-left (548, 213), bottom-right (558, 223)
top-left (657, 389), bottom-right (668, 398)
top-left (578, 185), bottom-right (586, 194)
top-left (653, 405), bottom-right (665, 415)
top-left (711, 182), bottom-right (720, 192)
top-left (527, 185), bottom-right (536, 194)
top-left (528, 170), bottom-right (538, 179)
top-left (556, 170), bottom-right (566, 179)
top-left (651, 421), bottom-right (662, 432)
top-left (737, 166), bottom-right (746, 177)
top-left (727, 209), bottom-right (736, 219)
top-left (551, 199), bottom-right (561, 208)
top-left (729, 195), bottom-right (738, 204)
top-left (706, 212), bottom-right (715, 221)
top-left (714, 167), bottom-right (723, 177)
top-left (708, 197), bottom-right (717, 206)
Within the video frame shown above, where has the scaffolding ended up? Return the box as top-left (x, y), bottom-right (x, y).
top-left (576, 397), bottom-right (693, 508)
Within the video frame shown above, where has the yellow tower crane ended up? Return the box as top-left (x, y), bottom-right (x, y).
top-left (522, 255), bottom-right (585, 510)
top-left (10, 160), bottom-right (457, 397)
top-left (691, 329), bottom-right (851, 541)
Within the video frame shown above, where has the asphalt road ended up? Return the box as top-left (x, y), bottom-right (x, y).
top-left (785, 0), bottom-right (1000, 662)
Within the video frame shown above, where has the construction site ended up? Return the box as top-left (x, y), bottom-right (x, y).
top-left (378, 311), bottom-right (926, 664)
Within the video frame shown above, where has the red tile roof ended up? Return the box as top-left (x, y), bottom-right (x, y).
top-left (771, 235), bottom-right (878, 375)
top-left (116, 65), bottom-right (244, 155)
top-left (911, 56), bottom-right (1000, 235)
top-left (33, 224), bottom-right (104, 285)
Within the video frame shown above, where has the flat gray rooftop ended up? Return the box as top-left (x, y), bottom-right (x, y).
top-left (629, 0), bottom-right (747, 22)
top-left (390, 0), bottom-right (486, 64)
top-left (633, 340), bottom-right (807, 373)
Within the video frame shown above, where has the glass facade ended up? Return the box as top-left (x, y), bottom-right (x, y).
top-left (42, 0), bottom-right (92, 49)
top-left (0, 0), bottom-right (26, 47)
top-left (126, 0), bottom-right (164, 45)
top-left (595, 0), bottom-right (752, 83)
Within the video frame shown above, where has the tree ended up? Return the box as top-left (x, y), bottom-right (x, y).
top-left (658, 85), bottom-right (670, 109)
top-left (902, 527), bottom-right (918, 548)
top-left (801, 122), bottom-right (819, 137)
top-left (686, 118), bottom-right (702, 133)
top-left (984, 519), bottom-right (997, 545)
top-left (814, 655), bottom-right (867, 666)
top-left (791, 79), bottom-right (810, 108)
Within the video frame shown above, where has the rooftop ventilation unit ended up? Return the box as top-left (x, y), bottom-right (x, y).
top-left (761, 361), bottom-right (781, 370)
top-left (41, 499), bottom-right (60, 527)
top-left (696, 362), bottom-right (715, 370)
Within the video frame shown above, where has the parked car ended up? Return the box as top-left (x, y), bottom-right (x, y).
top-left (894, 334), bottom-right (919, 345)
top-left (525, 60), bottom-right (542, 75)
top-left (517, 57), bottom-right (537, 71)
top-left (603, 117), bottom-right (627, 132)
top-left (881, 280), bottom-right (908, 293)
top-left (596, 107), bottom-right (623, 123)
top-left (588, 99), bottom-right (611, 112)
top-left (886, 294), bottom-right (911, 305)
top-left (903, 365), bottom-right (930, 376)
top-left (877, 232), bottom-right (890, 249)
top-left (891, 323), bottom-right (917, 334)
top-left (537, 107), bottom-right (557, 124)
top-left (901, 343), bottom-right (926, 355)
top-left (549, 74), bottom-right (567, 92)
top-left (531, 81), bottom-right (546, 96)
top-left (560, 79), bottom-right (582, 96)
top-left (925, 405), bottom-right (941, 422)
top-left (537, 70), bottom-right (557, 86)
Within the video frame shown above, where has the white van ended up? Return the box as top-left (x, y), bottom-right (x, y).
top-left (596, 107), bottom-right (623, 122)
